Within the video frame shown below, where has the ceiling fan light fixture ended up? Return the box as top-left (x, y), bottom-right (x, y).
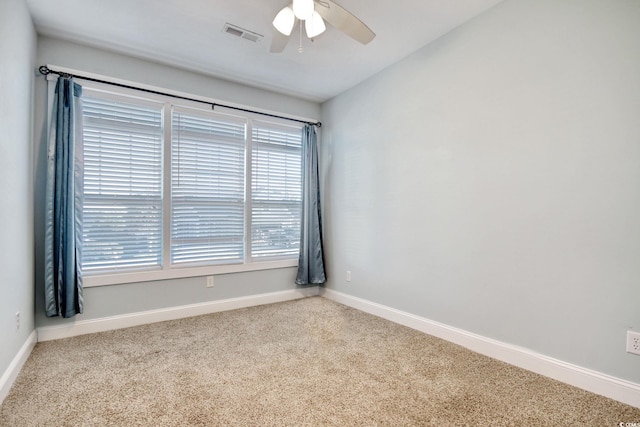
top-left (273, 6), bottom-right (295, 36)
top-left (305, 11), bottom-right (326, 38)
top-left (292, 0), bottom-right (314, 20)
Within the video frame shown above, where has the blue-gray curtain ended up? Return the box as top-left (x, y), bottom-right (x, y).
top-left (44, 77), bottom-right (84, 318)
top-left (296, 125), bottom-right (326, 285)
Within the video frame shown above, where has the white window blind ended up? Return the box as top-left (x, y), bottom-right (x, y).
top-left (251, 122), bottom-right (302, 259)
top-left (81, 92), bottom-right (164, 272)
top-left (171, 109), bottom-right (246, 265)
top-left (73, 79), bottom-right (308, 284)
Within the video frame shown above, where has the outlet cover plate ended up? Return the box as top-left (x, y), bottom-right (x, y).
top-left (627, 331), bottom-right (640, 355)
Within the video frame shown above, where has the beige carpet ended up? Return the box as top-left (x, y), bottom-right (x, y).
top-left (1, 296), bottom-right (639, 426)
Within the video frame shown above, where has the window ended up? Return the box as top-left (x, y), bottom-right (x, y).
top-left (78, 84), bottom-right (303, 285)
top-left (251, 122), bottom-right (302, 259)
top-left (81, 93), bottom-right (164, 272)
top-left (171, 108), bottom-right (246, 265)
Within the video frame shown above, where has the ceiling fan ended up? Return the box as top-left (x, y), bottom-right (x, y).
top-left (270, 0), bottom-right (375, 53)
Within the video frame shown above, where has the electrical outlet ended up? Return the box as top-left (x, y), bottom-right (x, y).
top-left (627, 331), bottom-right (640, 355)
top-left (206, 276), bottom-right (215, 288)
top-left (15, 312), bottom-right (20, 330)
top-left (346, 270), bottom-right (351, 282)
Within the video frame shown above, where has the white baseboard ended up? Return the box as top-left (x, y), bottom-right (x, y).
top-left (37, 286), bottom-right (319, 342)
top-left (0, 330), bottom-right (37, 405)
top-left (320, 288), bottom-right (640, 409)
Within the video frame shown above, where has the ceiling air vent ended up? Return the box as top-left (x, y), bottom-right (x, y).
top-left (223, 23), bottom-right (263, 43)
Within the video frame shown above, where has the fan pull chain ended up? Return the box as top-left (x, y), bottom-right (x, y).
top-left (298, 20), bottom-right (304, 53)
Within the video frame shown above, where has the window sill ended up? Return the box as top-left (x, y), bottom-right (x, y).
top-left (82, 259), bottom-right (298, 287)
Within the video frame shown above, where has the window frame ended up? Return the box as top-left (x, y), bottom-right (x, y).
top-left (54, 78), bottom-right (306, 287)
top-left (170, 105), bottom-right (249, 267)
top-left (250, 120), bottom-right (304, 261)
top-left (81, 88), bottom-right (166, 274)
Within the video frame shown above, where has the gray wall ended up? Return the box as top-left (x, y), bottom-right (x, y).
top-left (321, 0), bottom-right (640, 383)
top-left (34, 37), bottom-right (321, 329)
top-left (0, 0), bottom-right (36, 376)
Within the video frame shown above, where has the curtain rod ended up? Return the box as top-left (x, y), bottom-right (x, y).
top-left (38, 65), bottom-right (321, 128)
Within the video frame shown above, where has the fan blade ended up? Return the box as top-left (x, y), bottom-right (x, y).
top-left (314, 0), bottom-right (375, 44)
top-left (270, 30), bottom-right (290, 53)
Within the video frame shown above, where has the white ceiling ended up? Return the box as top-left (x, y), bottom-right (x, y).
top-left (26, 0), bottom-right (503, 103)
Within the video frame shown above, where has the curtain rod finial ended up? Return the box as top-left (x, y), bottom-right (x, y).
top-left (38, 65), bottom-right (72, 79)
